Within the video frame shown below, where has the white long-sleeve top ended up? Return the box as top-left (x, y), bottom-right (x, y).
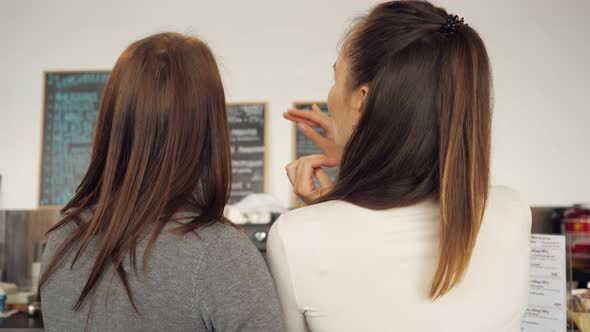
top-left (267, 186), bottom-right (531, 332)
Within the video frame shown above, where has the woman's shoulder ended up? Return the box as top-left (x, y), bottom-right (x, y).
top-left (160, 221), bottom-right (258, 260)
top-left (272, 200), bottom-right (353, 230)
top-left (201, 222), bottom-right (257, 252)
top-left (488, 185), bottom-right (529, 205)
top-left (196, 223), bottom-right (268, 281)
top-left (486, 185), bottom-right (531, 220)
top-left (45, 219), bottom-right (77, 247)
top-left (189, 222), bottom-right (263, 265)
top-left (44, 210), bottom-right (94, 246)
top-left (480, 186), bottom-right (532, 244)
top-left (281, 200), bottom-right (353, 219)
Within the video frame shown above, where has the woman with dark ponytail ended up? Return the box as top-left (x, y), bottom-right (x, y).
top-left (268, 1), bottom-right (531, 331)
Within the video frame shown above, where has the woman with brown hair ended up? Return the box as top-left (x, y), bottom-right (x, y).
top-left (268, 1), bottom-right (531, 331)
top-left (40, 33), bottom-right (283, 331)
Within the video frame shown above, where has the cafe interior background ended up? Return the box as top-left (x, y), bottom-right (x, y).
top-left (0, 0), bottom-right (588, 329)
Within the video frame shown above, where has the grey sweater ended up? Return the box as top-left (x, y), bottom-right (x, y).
top-left (40, 217), bottom-right (284, 332)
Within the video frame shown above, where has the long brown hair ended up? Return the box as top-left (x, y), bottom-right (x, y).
top-left (39, 32), bottom-right (232, 311)
top-left (317, 1), bottom-right (492, 299)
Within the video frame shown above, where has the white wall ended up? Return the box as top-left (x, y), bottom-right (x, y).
top-left (0, 0), bottom-right (588, 209)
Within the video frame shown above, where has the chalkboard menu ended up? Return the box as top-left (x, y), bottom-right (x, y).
top-left (227, 103), bottom-right (267, 203)
top-left (39, 73), bottom-right (267, 206)
top-left (293, 102), bottom-right (339, 206)
top-left (40, 71), bottom-right (110, 207)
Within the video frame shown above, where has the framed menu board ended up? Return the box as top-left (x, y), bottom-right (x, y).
top-left (227, 102), bottom-right (268, 203)
top-left (39, 71), bottom-right (110, 207)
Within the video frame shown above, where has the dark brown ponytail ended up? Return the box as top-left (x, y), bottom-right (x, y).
top-left (432, 23), bottom-right (491, 299)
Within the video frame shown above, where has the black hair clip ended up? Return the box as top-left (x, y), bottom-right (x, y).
top-left (440, 14), bottom-right (466, 36)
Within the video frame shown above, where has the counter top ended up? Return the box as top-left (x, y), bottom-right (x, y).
top-left (0, 312), bottom-right (43, 331)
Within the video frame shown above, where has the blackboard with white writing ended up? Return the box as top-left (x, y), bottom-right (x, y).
top-left (40, 71), bottom-right (109, 207)
top-left (227, 103), bottom-right (267, 203)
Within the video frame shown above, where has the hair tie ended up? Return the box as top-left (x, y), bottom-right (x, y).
top-left (440, 14), bottom-right (466, 36)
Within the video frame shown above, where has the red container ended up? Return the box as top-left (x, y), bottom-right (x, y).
top-left (564, 204), bottom-right (590, 258)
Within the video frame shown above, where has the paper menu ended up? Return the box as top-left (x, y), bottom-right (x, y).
top-left (521, 234), bottom-right (567, 332)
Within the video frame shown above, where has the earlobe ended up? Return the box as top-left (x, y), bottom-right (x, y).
top-left (357, 85), bottom-right (369, 114)
top-left (361, 85), bottom-right (369, 99)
